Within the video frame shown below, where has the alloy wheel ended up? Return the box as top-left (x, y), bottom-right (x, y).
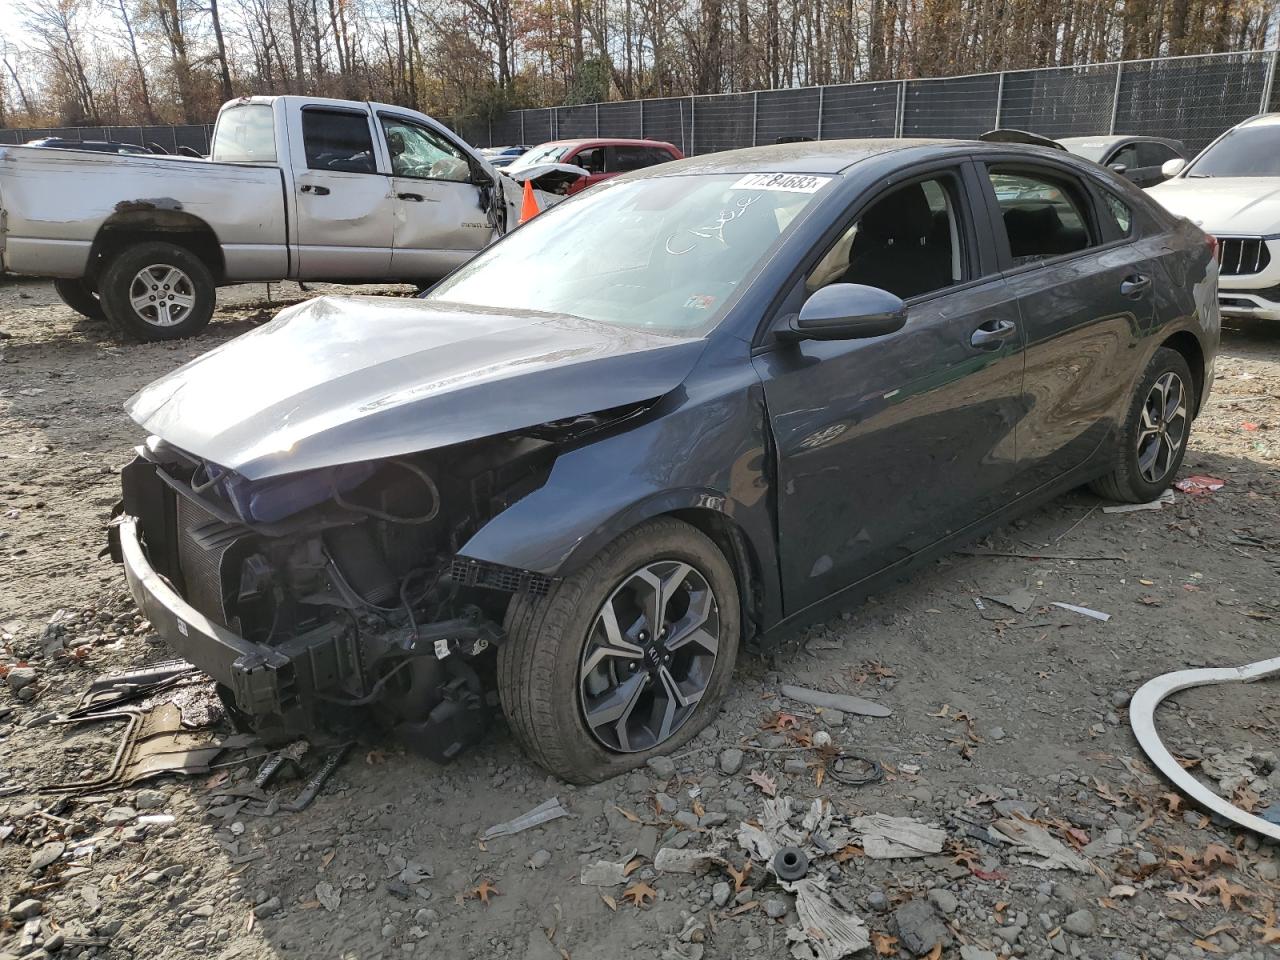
top-left (1137, 371), bottom-right (1188, 483)
top-left (578, 560), bottom-right (720, 753)
top-left (128, 264), bottom-right (197, 328)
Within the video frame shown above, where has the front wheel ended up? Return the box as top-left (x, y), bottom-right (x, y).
top-left (52, 278), bottom-right (105, 320)
top-left (1091, 346), bottom-right (1195, 503)
top-left (498, 517), bottom-right (740, 783)
top-left (98, 241), bottom-right (216, 341)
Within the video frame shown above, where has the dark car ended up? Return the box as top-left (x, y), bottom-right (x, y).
top-left (110, 139), bottom-right (1218, 782)
top-left (25, 137), bottom-right (152, 155)
top-left (1057, 136), bottom-right (1188, 187)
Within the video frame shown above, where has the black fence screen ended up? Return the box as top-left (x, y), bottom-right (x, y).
top-left (5, 51), bottom-right (1275, 156)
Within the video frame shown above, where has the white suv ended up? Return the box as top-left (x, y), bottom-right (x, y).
top-left (1148, 114), bottom-right (1280, 322)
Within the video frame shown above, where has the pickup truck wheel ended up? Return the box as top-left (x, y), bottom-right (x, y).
top-left (99, 242), bottom-right (215, 341)
top-left (497, 517), bottom-right (740, 783)
top-left (52, 278), bottom-right (105, 320)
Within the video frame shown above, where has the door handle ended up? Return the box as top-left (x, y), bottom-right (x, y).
top-left (300, 184), bottom-right (330, 195)
top-left (970, 318), bottom-right (1017, 350)
top-left (397, 192), bottom-right (424, 202)
top-left (1121, 274), bottom-right (1152, 298)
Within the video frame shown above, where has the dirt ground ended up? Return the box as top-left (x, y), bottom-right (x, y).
top-left (2, 278), bottom-right (1279, 960)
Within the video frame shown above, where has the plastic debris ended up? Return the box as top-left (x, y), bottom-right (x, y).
top-left (982, 586), bottom-right (1036, 614)
top-left (786, 875), bottom-right (871, 959)
top-left (989, 818), bottom-right (1091, 873)
top-left (480, 796), bottom-right (572, 840)
top-left (579, 848), bottom-right (637, 886)
top-left (1173, 475), bottom-right (1225, 495)
top-left (849, 814), bottom-right (945, 858)
top-left (1051, 601), bottom-right (1111, 622)
top-left (653, 846), bottom-right (727, 874)
top-left (779, 684), bottom-right (891, 718)
top-left (1102, 489), bottom-right (1175, 513)
top-left (1129, 653), bottom-right (1280, 842)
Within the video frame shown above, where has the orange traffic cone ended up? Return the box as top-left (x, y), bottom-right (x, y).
top-left (519, 179), bottom-right (540, 224)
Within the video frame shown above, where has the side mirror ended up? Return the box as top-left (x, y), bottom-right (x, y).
top-left (1109, 163), bottom-right (1128, 175)
top-left (1161, 157), bottom-right (1187, 178)
top-left (781, 283), bottom-right (907, 341)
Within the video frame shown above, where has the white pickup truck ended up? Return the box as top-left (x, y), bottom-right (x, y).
top-left (0, 95), bottom-right (521, 339)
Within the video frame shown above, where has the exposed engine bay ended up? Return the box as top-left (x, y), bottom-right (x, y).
top-left (110, 404), bottom-right (648, 762)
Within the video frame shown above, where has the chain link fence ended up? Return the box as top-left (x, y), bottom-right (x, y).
top-left (4, 49), bottom-right (1275, 156)
top-left (478, 49), bottom-right (1279, 154)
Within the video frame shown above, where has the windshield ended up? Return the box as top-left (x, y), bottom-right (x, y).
top-left (1061, 140), bottom-right (1111, 162)
top-left (507, 143), bottom-right (571, 171)
top-left (427, 172), bottom-right (832, 335)
top-left (211, 104), bottom-right (277, 164)
top-left (1187, 125), bottom-right (1280, 177)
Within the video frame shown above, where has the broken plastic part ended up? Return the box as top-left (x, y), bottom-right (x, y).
top-left (1129, 654), bottom-right (1280, 842)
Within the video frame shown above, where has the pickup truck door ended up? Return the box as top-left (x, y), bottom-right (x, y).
top-left (289, 105), bottom-right (393, 278)
top-left (376, 113), bottom-right (495, 281)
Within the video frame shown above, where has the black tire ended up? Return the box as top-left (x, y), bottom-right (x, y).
top-left (98, 241), bottom-right (215, 341)
top-left (1091, 346), bottom-right (1196, 503)
top-left (52, 278), bottom-right (104, 320)
top-left (498, 517), bottom-right (740, 783)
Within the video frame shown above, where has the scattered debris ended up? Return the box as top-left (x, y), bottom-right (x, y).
top-left (988, 818), bottom-right (1092, 873)
top-left (1174, 475), bottom-right (1226, 495)
top-left (1051, 601), bottom-right (1111, 622)
top-left (849, 814), bottom-right (945, 859)
top-left (481, 796), bottom-right (572, 840)
top-left (787, 875), bottom-right (871, 959)
top-left (1130, 653), bottom-right (1280, 841)
top-left (1102, 489), bottom-right (1176, 513)
top-left (779, 684), bottom-right (891, 718)
top-left (981, 586), bottom-right (1036, 614)
top-left (280, 742), bottom-right (350, 812)
top-left (653, 846), bottom-right (727, 874)
top-left (580, 850), bottom-right (638, 887)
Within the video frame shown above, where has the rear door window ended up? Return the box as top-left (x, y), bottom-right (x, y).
top-left (986, 167), bottom-right (1096, 266)
top-left (611, 145), bottom-right (661, 172)
top-left (1108, 144), bottom-right (1139, 170)
top-left (301, 109), bottom-right (376, 174)
top-left (1137, 141), bottom-right (1179, 166)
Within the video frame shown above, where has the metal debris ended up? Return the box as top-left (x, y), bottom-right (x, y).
top-left (1129, 653), bottom-right (1280, 842)
top-left (982, 586), bottom-right (1036, 614)
top-left (281, 742), bottom-right (350, 812)
top-left (481, 796), bottom-right (572, 840)
top-left (779, 684), bottom-right (891, 718)
top-left (849, 814), bottom-right (945, 859)
top-left (988, 818), bottom-right (1092, 873)
top-left (1050, 601), bottom-right (1111, 622)
top-left (69, 659), bottom-right (199, 717)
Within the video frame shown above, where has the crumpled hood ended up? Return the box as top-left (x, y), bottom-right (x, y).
top-left (127, 295), bottom-right (706, 479)
top-left (1147, 177), bottom-right (1280, 235)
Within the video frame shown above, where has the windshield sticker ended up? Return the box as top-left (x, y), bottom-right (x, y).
top-left (731, 173), bottom-right (831, 193)
top-left (684, 295), bottom-right (717, 310)
top-left (665, 195), bottom-right (760, 255)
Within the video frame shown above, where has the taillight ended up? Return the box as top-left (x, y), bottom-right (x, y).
top-left (1206, 233), bottom-right (1219, 261)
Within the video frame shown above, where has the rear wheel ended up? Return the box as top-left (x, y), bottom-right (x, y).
top-left (498, 517), bottom-right (740, 783)
top-left (52, 278), bottom-right (104, 320)
top-left (1091, 347), bottom-right (1195, 503)
top-left (98, 241), bottom-right (216, 341)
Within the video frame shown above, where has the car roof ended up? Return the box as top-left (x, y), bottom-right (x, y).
top-left (1058, 134), bottom-right (1183, 149)
top-left (539, 138), bottom-right (678, 149)
top-left (1239, 113), bottom-right (1280, 128)
top-left (641, 138), bottom-right (998, 175)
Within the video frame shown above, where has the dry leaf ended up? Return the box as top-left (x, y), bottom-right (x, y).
top-left (1093, 779), bottom-right (1124, 807)
top-left (469, 879), bottom-right (500, 906)
top-left (1109, 884), bottom-right (1137, 898)
top-left (728, 901), bottom-right (758, 918)
top-left (1201, 876), bottom-right (1254, 911)
top-left (925, 944), bottom-right (942, 960)
top-left (1166, 885), bottom-right (1213, 909)
top-left (600, 894), bottom-right (617, 912)
top-left (613, 806), bottom-right (642, 824)
top-left (622, 882), bottom-right (657, 908)
top-left (928, 704), bottom-right (950, 718)
top-left (692, 799), bottom-right (706, 819)
top-left (623, 857), bottom-right (643, 877)
top-left (815, 766), bottom-right (825, 789)
top-left (833, 844), bottom-right (864, 863)
top-left (871, 932), bottom-right (898, 956)
top-left (1202, 843), bottom-right (1237, 870)
top-left (761, 712), bottom-right (802, 732)
top-left (748, 770), bottom-right (777, 797)
top-left (1258, 926), bottom-right (1280, 945)
top-left (1233, 785), bottom-right (1261, 813)
top-left (1193, 940), bottom-right (1224, 953)
top-left (726, 861), bottom-right (752, 892)
top-left (365, 749), bottom-right (389, 765)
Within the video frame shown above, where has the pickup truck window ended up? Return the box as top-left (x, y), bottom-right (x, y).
top-left (379, 116), bottom-right (471, 182)
top-left (302, 108), bottom-right (377, 174)
top-left (211, 104), bottom-right (277, 163)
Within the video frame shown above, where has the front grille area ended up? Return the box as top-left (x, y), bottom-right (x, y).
top-left (176, 494), bottom-right (251, 627)
top-left (448, 557), bottom-right (553, 597)
top-left (1216, 237), bottom-right (1271, 276)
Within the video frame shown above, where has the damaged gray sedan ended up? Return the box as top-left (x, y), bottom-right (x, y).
top-left (110, 139), bottom-right (1218, 782)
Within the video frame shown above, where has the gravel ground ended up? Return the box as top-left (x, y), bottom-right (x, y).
top-left (2, 278), bottom-right (1279, 960)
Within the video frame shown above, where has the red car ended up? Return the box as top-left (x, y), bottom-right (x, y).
top-left (506, 137), bottom-right (683, 194)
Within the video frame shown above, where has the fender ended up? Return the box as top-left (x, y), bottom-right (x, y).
top-left (456, 364), bottom-right (784, 628)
